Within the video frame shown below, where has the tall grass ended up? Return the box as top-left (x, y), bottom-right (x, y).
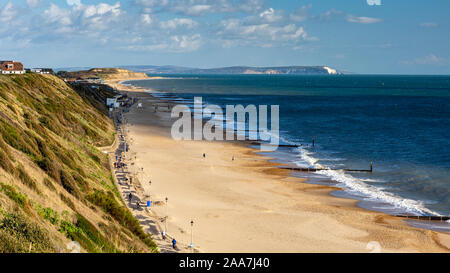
top-left (87, 190), bottom-right (158, 252)
top-left (0, 212), bottom-right (54, 253)
top-left (0, 74), bottom-right (156, 253)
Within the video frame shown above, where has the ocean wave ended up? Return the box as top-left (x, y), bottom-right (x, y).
top-left (283, 138), bottom-right (440, 216)
top-left (294, 147), bottom-right (323, 168)
top-left (361, 178), bottom-right (384, 183)
top-left (316, 169), bottom-right (439, 216)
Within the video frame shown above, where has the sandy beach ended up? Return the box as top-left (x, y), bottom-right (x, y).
top-left (108, 80), bottom-right (450, 253)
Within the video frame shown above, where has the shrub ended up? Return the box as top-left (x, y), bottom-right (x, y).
top-left (0, 149), bottom-right (14, 174)
top-left (37, 158), bottom-right (59, 182)
top-left (16, 164), bottom-right (39, 192)
top-left (75, 213), bottom-right (116, 253)
top-left (43, 178), bottom-right (56, 191)
top-left (0, 121), bottom-right (39, 159)
top-left (58, 218), bottom-right (100, 253)
top-left (72, 172), bottom-right (89, 192)
top-left (60, 193), bottom-right (75, 210)
top-left (87, 190), bottom-right (157, 251)
top-left (35, 137), bottom-right (53, 159)
top-left (0, 229), bottom-right (27, 253)
top-left (59, 169), bottom-right (80, 198)
top-left (90, 152), bottom-right (101, 164)
top-left (0, 135), bottom-right (14, 174)
top-left (0, 183), bottom-right (30, 213)
top-left (7, 104), bottom-right (16, 114)
top-left (59, 219), bottom-right (80, 238)
top-left (0, 211), bottom-right (54, 253)
top-left (36, 206), bottom-right (60, 225)
top-left (0, 135), bottom-right (10, 156)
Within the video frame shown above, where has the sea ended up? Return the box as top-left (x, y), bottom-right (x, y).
top-left (125, 74), bottom-right (450, 230)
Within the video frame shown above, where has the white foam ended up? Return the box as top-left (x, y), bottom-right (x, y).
top-left (316, 169), bottom-right (439, 216)
top-left (361, 178), bottom-right (383, 183)
top-left (287, 144), bottom-right (440, 216)
top-left (295, 147), bottom-right (322, 168)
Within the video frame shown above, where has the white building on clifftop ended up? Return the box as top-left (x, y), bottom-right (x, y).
top-left (0, 61), bottom-right (25, 74)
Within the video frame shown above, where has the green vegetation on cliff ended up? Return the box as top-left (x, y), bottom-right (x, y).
top-left (0, 73), bottom-right (157, 253)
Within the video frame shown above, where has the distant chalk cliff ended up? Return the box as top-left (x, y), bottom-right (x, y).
top-left (119, 65), bottom-right (342, 75)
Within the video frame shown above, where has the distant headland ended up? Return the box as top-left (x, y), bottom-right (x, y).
top-left (119, 65), bottom-right (341, 75)
top-left (56, 68), bottom-right (150, 81)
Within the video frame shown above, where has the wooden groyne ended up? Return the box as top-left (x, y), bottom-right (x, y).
top-left (280, 161), bottom-right (373, 173)
top-left (280, 167), bottom-right (372, 173)
top-left (248, 141), bottom-right (374, 173)
top-left (249, 142), bottom-right (299, 148)
top-left (395, 215), bottom-right (450, 222)
top-left (280, 167), bottom-right (328, 172)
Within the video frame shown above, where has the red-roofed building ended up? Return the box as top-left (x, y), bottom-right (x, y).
top-left (0, 61), bottom-right (25, 74)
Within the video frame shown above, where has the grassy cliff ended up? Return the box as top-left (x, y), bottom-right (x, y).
top-left (0, 73), bottom-right (157, 253)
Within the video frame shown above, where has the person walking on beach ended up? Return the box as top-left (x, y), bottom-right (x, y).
top-left (203, 153), bottom-right (206, 158)
top-left (172, 239), bottom-right (177, 250)
top-left (162, 231), bottom-right (166, 240)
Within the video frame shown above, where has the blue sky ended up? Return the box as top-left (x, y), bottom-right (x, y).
top-left (0, 0), bottom-right (449, 74)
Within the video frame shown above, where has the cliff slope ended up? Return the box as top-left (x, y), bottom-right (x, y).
top-left (0, 73), bottom-right (157, 253)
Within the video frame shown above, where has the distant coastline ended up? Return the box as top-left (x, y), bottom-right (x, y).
top-left (120, 65), bottom-right (341, 75)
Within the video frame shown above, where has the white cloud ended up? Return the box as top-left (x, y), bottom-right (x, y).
top-left (27, 0), bottom-right (42, 8)
top-left (236, 0), bottom-right (263, 14)
top-left (171, 34), bottom-right (202, 51)
top-left (259, 8), bottom-right (283, 23)
top-left (184, 5), bottom-right (212, 16)
top-left (81, 2), bottom-right (121, 18)
top-left (290, 4), bottom-right (311, 22)
top-left (414, 54), bottom-right (449, 65)
top-left (160, 18), bottom-right (199, 29)
top-left (44, 4), bottom-right (72, 26)
top-left (217, 11), bottom-right (315, 49)
top-left (124, 34), bottom-right (202, 52)
top-left (67, 0), bottom-right (81, 6)
top-left (141, 14), bottom-right (152, 24)
top-left (0, 2), bottom-right (18, 23)
top-left (314, 9), bottom-right (343, 22)
top-left (420, 22), bottom-right (438, 28)
top-left (1, 0), bottom-right (327, 54)
top-left (314, 9), bottom-right (382, 24)
top-left (346, 15), bottom-right (382, 24)
top-left (135, 0), bottom-right (263, 16)
top-left (42, 2), bottom-right (122, 28)
top-left (401, 54), bottom-right (450, 66)
top-left (135, 0), bottom-right (169, 8)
